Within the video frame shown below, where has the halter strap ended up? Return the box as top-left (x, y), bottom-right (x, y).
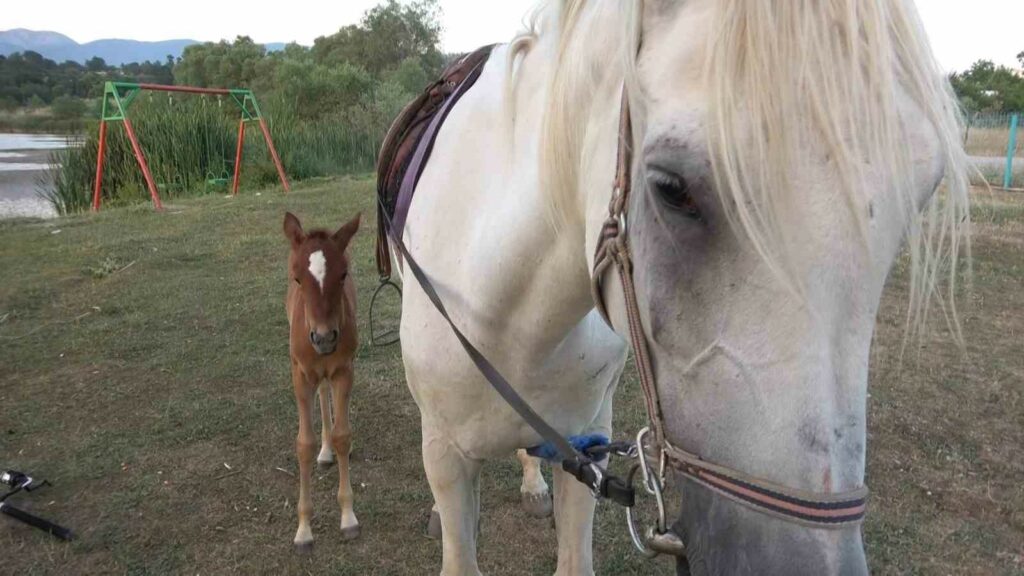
top-left (591, 90), bottom-right (868, 529)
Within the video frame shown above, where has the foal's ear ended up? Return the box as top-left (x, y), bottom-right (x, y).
top-left (333, 212), bottom-right (362, 247)
top-left (283, 212), bottom-right (305, 248)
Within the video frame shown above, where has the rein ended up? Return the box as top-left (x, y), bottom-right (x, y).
top-left (590, 93), bottom-right (869, 540)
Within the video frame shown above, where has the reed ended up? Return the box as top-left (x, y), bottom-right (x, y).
top-left (41, 95), bottom-right (390, 215)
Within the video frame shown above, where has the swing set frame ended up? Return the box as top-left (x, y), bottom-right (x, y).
top-left (92, 81), bottom-right (291, 212)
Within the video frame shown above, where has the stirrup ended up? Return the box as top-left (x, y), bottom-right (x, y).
top-left (369, 277), bottom-right (402, 346)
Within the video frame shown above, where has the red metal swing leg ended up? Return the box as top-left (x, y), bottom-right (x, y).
top-left (231, 120), bottom-right (246, 196)
top-left (258, 118), bottom-right (290, 194)
top-left (122, 118), bottom-right (163, 210)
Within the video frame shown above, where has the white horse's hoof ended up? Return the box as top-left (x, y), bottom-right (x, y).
top-left (340, 523), bottom-right (361, 541)
top-left (521, 491), bottom-right (553, 518)
top-left (317, 451), bottom-right (335, 468)
top-left (426, 509), bottom-right (442, 540)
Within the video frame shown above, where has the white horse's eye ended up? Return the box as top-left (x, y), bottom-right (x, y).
top-left (648, 169), bottom-right (701, 220)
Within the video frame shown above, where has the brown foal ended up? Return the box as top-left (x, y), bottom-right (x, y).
top-left (283, 211), bottom-right (361, 552)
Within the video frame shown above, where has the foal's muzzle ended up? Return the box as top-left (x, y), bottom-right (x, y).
top-left (309, 329), bottom-right (339, 355)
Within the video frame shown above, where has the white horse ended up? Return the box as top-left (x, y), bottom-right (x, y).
top-left (396, 1), bottom-right (970, 574)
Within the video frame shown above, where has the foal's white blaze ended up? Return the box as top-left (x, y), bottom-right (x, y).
top-left (308, 250), bottom-right (327, 292)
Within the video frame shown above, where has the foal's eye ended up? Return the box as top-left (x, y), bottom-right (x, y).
top-left (294, 277), bottom-right (301, 285)
top-left (340, 272), bottom-right (349, 283)
top-left (648, 170), bottom-right (701, 220)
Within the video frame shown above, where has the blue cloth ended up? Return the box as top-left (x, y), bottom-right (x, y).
top-left (526, 434), bottom-right (610, 462)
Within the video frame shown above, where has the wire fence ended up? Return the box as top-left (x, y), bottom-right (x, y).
top-left (963, 111), bottom-right (1022, 188)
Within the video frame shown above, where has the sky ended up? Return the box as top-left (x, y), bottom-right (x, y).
top-left (3, 0), bottom-right (1021, 73)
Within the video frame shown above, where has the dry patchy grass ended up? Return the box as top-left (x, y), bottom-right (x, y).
top-left (0, 181), bottom-right (1021, 574)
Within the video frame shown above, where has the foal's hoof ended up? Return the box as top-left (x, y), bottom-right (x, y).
top-left (426, 509), bottom-right (442, 540)
top-left (340, 524), bottom-right (361, 541)
top-left (294, 540), bottom-right (314, 555)
top-left (521, 491), bottom-right (553, 519)
top-left (316, 458), bottom-right (335, 469)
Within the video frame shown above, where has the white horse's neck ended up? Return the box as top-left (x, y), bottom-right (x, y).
top-left (402, 21), bottom-right (626, 364)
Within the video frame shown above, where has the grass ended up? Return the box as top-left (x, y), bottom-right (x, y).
top-left (964, 127), bottom-right (1023, 159)
top-left (1, 180), bottom-right (1022, 574)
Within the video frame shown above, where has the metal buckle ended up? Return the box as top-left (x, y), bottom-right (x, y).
top-left (625, 427), bottom-right (670, 556)
top-left (635, 427), bottom-right (659, 496)
top-left (585, 462), bottom-right (605, 499)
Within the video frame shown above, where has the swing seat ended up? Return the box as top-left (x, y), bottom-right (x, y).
top-left (205, 168), bottom-right (232, 190)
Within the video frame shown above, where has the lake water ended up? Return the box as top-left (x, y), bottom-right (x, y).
top-left (0, 133), bottom-right (75, 219)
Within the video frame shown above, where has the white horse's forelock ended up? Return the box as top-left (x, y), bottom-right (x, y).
top-left (514, 0), bottom-right (971, 343)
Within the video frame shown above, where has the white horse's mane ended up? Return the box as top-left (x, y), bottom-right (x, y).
top-left (510, 0), bottom-right (971, 342)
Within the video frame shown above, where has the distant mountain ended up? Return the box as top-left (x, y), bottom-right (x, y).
top-left (0, 29), bottom-right (286, 65)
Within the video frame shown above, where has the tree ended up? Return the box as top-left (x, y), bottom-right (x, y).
top-left (86, 56), bottom-right (107, 72)
top-left (950, 59), bottom-right (1024, 113)
top-left (51, 95), bottom-right (86, 120)
top-left (312, 0), bottom-right (443, 77)
top-left (390, 57), bottom-right (430, 93)
top-left (273, 59), bottom-right (374, 119)
top-left (174, 36), bottom-right (267, 88)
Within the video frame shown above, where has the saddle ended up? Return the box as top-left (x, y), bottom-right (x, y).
top-left (375, 44), bottom-right (496, 281)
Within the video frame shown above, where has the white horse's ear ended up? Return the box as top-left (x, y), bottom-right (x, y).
top-left (284, 212), bottom-right (305, 248)
top-left (333, 212), bottom-right (362, 247)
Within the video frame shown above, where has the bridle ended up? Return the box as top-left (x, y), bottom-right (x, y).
top-left (590, 92), bottom-right (868, 554)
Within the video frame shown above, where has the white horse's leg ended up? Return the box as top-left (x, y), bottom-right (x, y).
top-left (423, 430), bottom-right (484, 576)
top-left (551, 462), bottom-right (600, 575)
top-left (552, 394), bottom-right (615, 576)
top-left (316, 384), bottom-right (335, 467)
top-left (516, 449), bottom-right (553, 518)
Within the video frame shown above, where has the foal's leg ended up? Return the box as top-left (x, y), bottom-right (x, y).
top-left (516, 449), bottom-right (553, 518)
top-left (292, 364), bottom-right (318, 552)
top-left (422, 428), bottom-right (484, 576)
top-left (317, 384), bottom-right (335, 467)
top-left (330, 364), bottom-right (360, 540)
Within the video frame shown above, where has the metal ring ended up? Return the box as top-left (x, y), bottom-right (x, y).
top-left (625, 465), bottom-right (658, 558)
top-left (624, 430), bottom-right (670, 557)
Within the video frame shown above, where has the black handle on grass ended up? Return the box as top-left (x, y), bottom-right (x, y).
top-left (0, 502), bottom-right (73, 541)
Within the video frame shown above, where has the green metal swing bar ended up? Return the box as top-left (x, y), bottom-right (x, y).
top-left (92, 81), bottom-right (290, 212)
